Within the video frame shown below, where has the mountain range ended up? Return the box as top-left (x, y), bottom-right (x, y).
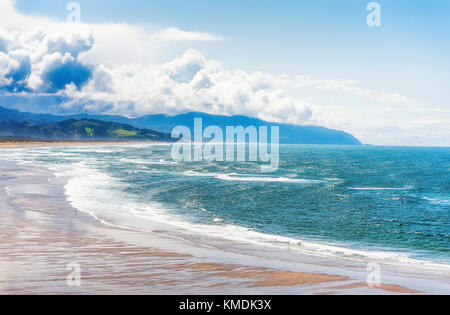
top-left (0, 106), bottom-right (361, 145)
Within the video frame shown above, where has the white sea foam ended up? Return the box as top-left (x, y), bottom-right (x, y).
top-left (217, 174), bottom-right (323, 183)
top-left (159, 159), bottom-right (178, 165)
top-left (120, 158), bottom-right (156, 165)
top-left (120, 158), bottom-right (177, 165)
top-left (183, 171), bottom-right (215, 177)
top-left (6, 147), bottom-right (449, 272)
top-left (4, 186), bottom-right (12, 196)
top-left (423, 196), bottom-right (450, 205)
top-left (59, 163), bottom-right (450, 272)
top-left (183, 171), bottom-right (324, 184)
top-left (59, 147), bottom-right (117, 153)
top-left (349, 187), bottom-right (410, 191)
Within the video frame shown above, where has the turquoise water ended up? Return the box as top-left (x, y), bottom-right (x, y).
top-left (4, 145), bottom-right (450, 266)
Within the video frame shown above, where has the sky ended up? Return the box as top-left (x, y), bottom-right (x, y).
top-left (0, 0), bottom-right (449, 145)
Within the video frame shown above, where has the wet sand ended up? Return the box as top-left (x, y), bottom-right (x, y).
top-left (0, 146), bottom-right (448, 294)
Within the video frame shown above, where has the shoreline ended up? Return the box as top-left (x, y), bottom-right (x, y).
top-left (0, 146), bottom-right (449, 294)
top-left (0, 140), bottom-right (171, 149)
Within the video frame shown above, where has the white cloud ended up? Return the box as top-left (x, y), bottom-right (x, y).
top-left (151, 27), bottom-right (223, 41)
top-left (0, 25), bottom-right (94, 92)
top-left (0, 0), bottom-right (222, 68)
top-left (0, 0), bottom-right (447, 145)
top-left (63, 49), bottom-right (318, 125)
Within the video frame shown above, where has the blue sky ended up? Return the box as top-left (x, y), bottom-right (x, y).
top-left (1, 0), bottom-right (449, 145)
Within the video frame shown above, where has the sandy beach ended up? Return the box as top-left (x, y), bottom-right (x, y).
top-left (1, 0), bottom-right (448, 298)
top-left (0, 143), bottom-right (449, 295)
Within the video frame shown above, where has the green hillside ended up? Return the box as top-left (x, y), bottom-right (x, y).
top-left (0, 119), bottom-right (174, 142)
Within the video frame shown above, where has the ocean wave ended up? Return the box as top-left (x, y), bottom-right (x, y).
top-left (59, 163), bottom-right (450, 272)
top-left (422, 196), bottom-right (450, 205)
top-left (120, 158), bottom-right (178, 165)
top-left (183, 171), bottom-right (325, 184)
top-left (348, 187), bottom-right (410, 191)
top-left (9, 147), bottom-right (449, 272)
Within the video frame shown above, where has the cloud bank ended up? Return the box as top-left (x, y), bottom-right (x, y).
top-left (0, 18), bottom-right (395, 126)
top-left (0, 0), bottom-right (448, 146)
top-left (0, 1), bottom-right (318, 125)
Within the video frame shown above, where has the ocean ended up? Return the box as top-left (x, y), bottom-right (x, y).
top-left (2, 144), bottom-right (449, 269)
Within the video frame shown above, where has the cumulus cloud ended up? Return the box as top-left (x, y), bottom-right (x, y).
top-left (40, 53), bottom-right (92, 92)
top-left (1, 0), bottom-right (444, 145)
top-left (0, 13), bottom-right (421, 128)
top-left (0, 26), bottom-right (94, 93)
top-left (0, 6), bottom-right (319, 126)
top-left (62, 48), bottom-right (317, 124)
